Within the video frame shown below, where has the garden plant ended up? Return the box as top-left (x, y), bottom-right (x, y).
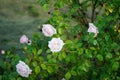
top-left (0, 0), bottom-right (120, 80)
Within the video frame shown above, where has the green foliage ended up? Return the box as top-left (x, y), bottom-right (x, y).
top-left (0, 0), bottom-right (120, 80)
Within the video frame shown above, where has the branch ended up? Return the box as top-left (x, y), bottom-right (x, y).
top-left (91, 0), bottom-right (98, 22)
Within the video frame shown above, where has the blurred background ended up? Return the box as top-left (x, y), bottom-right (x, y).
top-left (0, 0), bottom-right (50, 50)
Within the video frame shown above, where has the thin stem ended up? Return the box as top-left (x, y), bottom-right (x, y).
top-left (91, 0), bottom-right (98, 22)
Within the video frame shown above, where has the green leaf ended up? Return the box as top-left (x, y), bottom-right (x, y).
top-left (81, 66), bottom-right (88, 72)
top-left (62, 52), bottom-right (66, 58)
top-left (37, 49), bottom-right (42, 55)
top-left (17, 77), bottom-right (22, 80)
top-left (85, 50), bottom-right (92, 58)
top-left (58, 54), bottom-right (63, 61)
top-left (105, 53), bottom-right (112, 59)
top-left (47, 54), bottom-right (52, 59)
top-left (46, 49), bottom-right (51, 53)
top-left (96, 54), bottom-right (103, 61)
top-left (32, 48), bottom-right (37, 55)
top-left (93, 40), bottom-right (98, 45)
top-left (112, 62), bottom-right (119, 71)
top-left (58, 53), bottom-right (66, 61)
top-left (0, 76), bottom-right (2, 80)
top-left (43, 4), bottom-right (48, 11)
top-left (78, 48), bottom-right (83, 55)
top-left (35, 66), bottom-right (40, 74)
top-left (65, 57), bottom-right (70, 63)
top-left (90, 47), bottom-right (96, 50)
top-left (58, 28), bottom-right (63, 34)
top-left (10, 78), bottom-right (16, 80)
top-left (70, 70), bottom-right (77, 76)
top-left (41, 64), bottom-right (46, 70)
top-left (65, 72), bottom-right (71, 80)
top-left (32, 61), bottom-right (37, 67)
top-left (47, 66), bottom-right (53, 73)
top-left (66, 40), bottom-right (73, 44)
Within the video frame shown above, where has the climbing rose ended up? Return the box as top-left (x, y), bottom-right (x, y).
top-left (16, 61), bottom-right (32, 77)
top-left (20, 35), bottom-right (28, 44)
top-left (87, 23), bottom-right (99, 37)
top-left (48, 38), bottom-right (65, 52)
top-left (42, 24), bottom-right (56, 37)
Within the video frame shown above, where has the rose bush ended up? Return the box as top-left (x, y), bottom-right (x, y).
top-left (0, 0), bottom-right (120, 80)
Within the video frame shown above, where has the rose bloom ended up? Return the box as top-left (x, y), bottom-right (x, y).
top-left (42, 24), bottom-right (56, 37)
top-left (16, 61), bottom-right (32, 77)
top-left (20, 35), bottom-right (28, 44)
top-left (87, 23), bottom-right (99, 37)
top-left (1, 50), bottom-right (5, 54)
top-left (48, 38), bottom-right (65, 52)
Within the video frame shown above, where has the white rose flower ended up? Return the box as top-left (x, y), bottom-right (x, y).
top-left (16, 61), bottom-right (32, 77)
top-left (20, 35), bottom-right (28, 44)
top-left (87, 23), bottom-right (99, 37)
top-left (48, 38), bottom-right (65, 52)
top-left (1, 50), bottom-right (5, 54)
top-left (42, 24), bottom-right (57, 37)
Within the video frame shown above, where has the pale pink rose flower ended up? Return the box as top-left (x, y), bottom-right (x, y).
top-left (42, 24), bottom-right (57, 37)
top-left (1, 50), bottom-right (5, 54)
top-left (87, 23), bottom-right (99, 37)
top-left (16, 61), bottom-right (32, 77)
top-left (48, 38), bottom-right (65, 52)
top-left (20, 35), bottom-right (28, 44)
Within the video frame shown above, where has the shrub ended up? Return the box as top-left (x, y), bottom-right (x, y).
top-left (0, 0), bottom-right (120, 80)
